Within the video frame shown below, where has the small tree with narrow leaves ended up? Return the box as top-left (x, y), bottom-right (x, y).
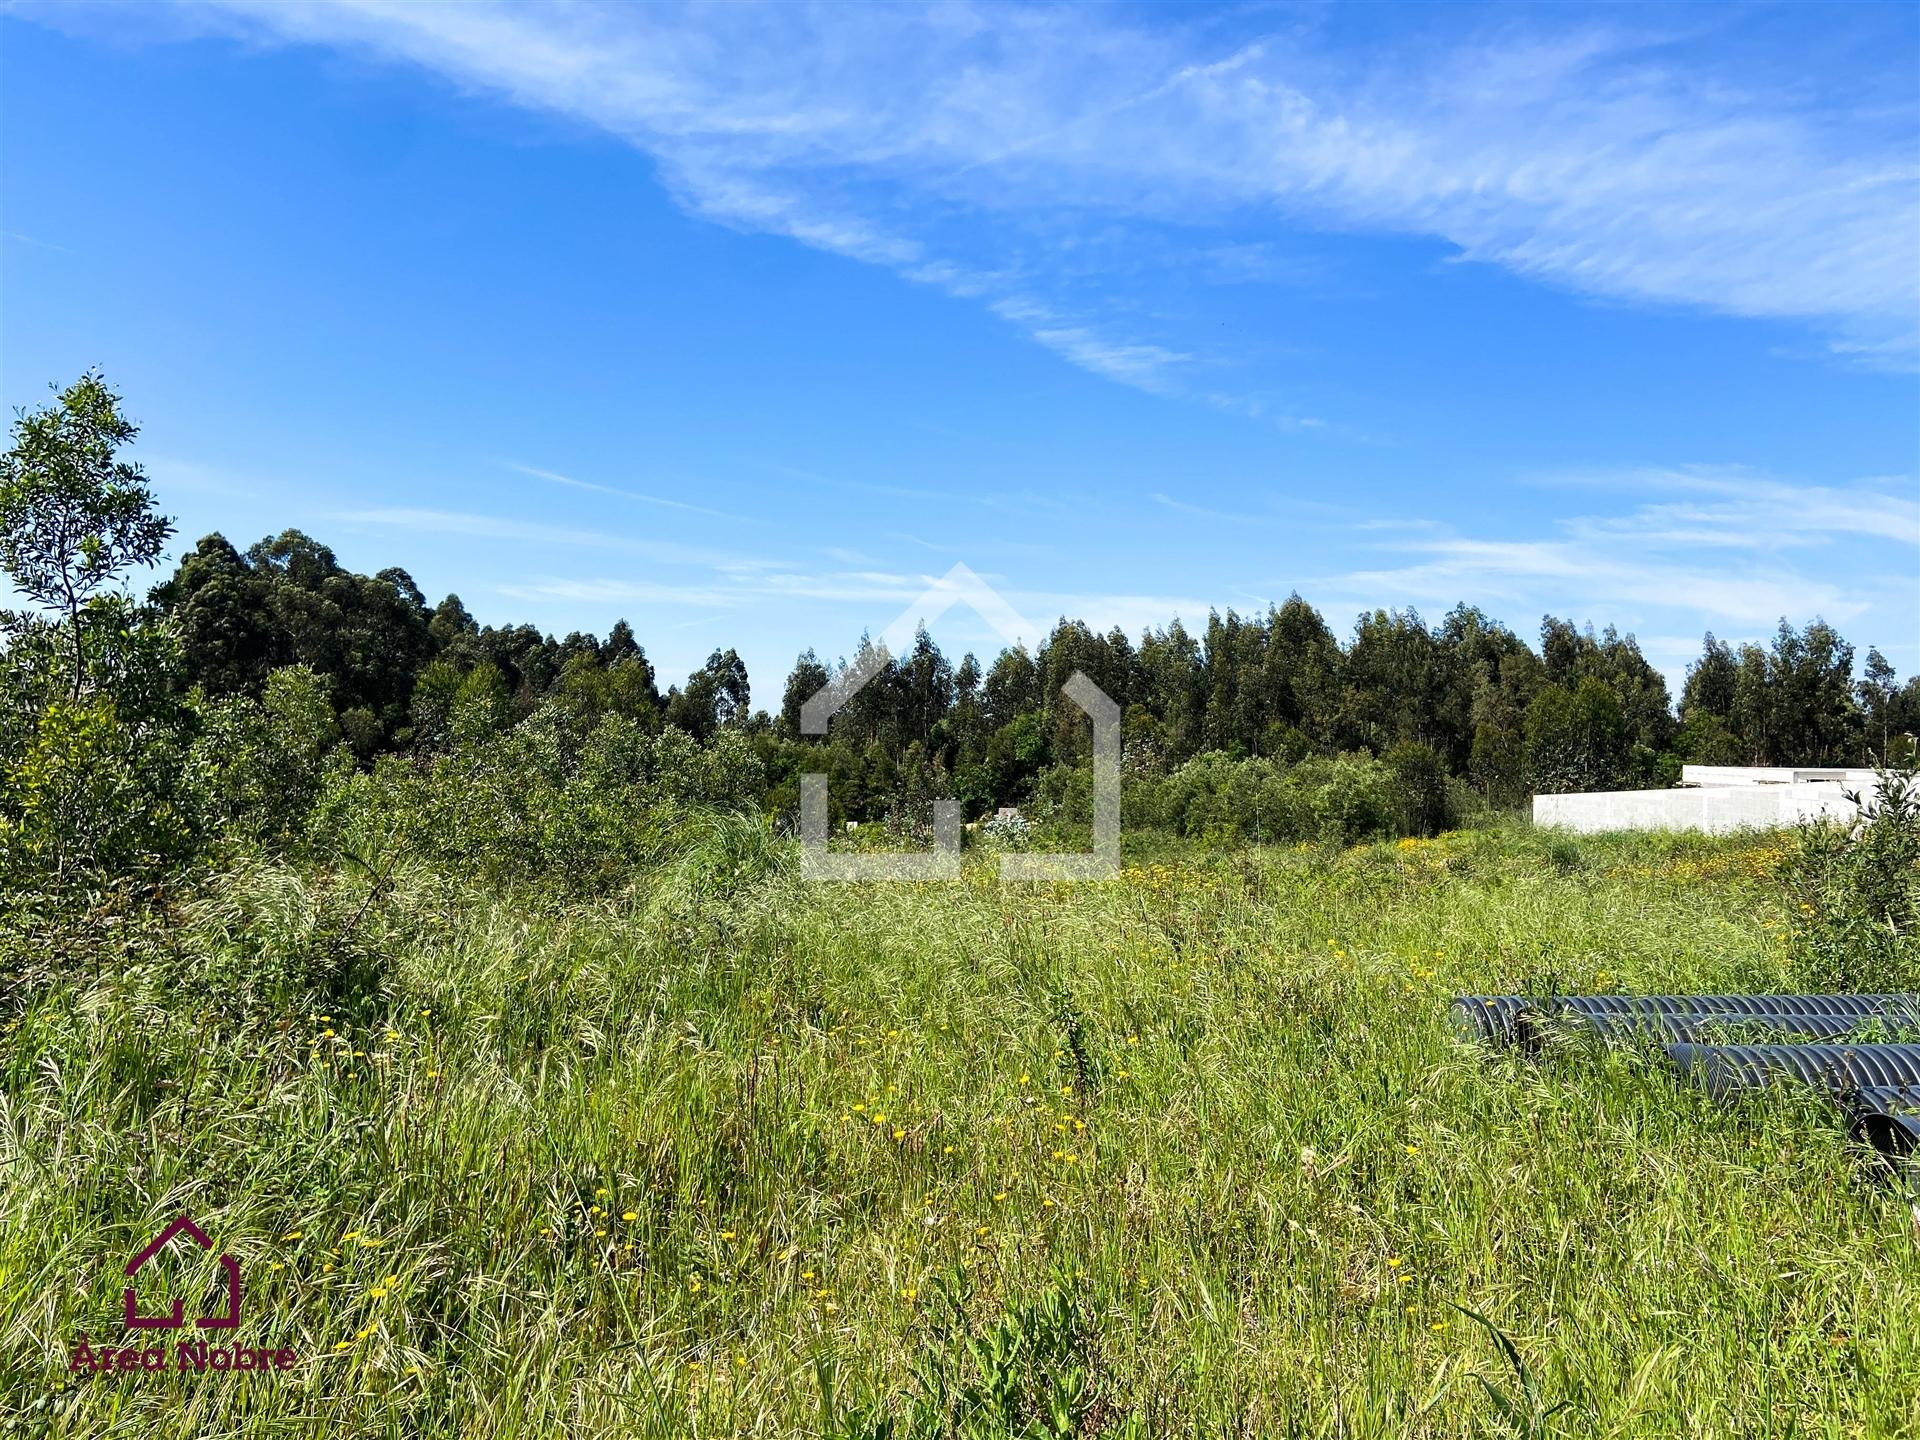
top-left (0, 372), bottom-right (173, 696)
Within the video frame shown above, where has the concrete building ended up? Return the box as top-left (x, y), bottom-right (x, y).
top-left (1533, 765), bottom-right (1882, 835)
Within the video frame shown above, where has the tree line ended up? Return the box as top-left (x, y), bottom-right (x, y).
top-left (6, 373), bottom-right (1918, 887)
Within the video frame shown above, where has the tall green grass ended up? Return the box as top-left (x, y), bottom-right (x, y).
top-left (3, 825), bottom-right (1914, 1437)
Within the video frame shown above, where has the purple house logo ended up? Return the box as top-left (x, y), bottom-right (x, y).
top-left (124, 1216), bottom-right (241, 1330)
top-left (68, 1215), bottom-right (298, 1375)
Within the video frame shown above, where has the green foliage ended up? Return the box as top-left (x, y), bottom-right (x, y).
top-left (826, 1274), bottom-right (1113, 1440)
top-left (1524, 678), bottom-right (1628, 794)
top-left (903, 1277), bottom-right (1109, 1439)
top-left (1784, 767), bottom-right (1920, 991)
top-left (3, 375), bottom-right (1914, 933)
top-left (0, 371), bottom-right (173, 696)
top-left (190, 665), bottom-right (345, 846)
top-left (1384, 740), bottom-right (1454, 837)
top-left (1121, 750), bottom-right (1409, 846)
top-left (1470, 722), bottom-right (1527, 807)
top-left (315, 704), bottom-right (770, 892)
top-left (0, 695), bottom-right (194, 888)
top-left (1681, 622), bottom-right (1882, 768)
top-left (137, 510), bottom-right (1904, 822)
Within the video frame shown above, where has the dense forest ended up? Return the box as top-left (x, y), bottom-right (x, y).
top-left (4, 374), bottom-right (1917, 898)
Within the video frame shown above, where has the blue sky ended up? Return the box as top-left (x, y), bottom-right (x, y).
top-left (3, 1), bottom-right (1916, 700)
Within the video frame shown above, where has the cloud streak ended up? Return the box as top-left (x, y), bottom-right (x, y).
top-left (498, 460), bottom-right (742, 521)
top-left (165, 0), bottom-right (1919, 389)
top-left (1317, 471), bottom-right (1913, 636)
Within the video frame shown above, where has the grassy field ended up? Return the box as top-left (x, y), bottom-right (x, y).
top-left (4, 823), bottom-right (1916, 1437)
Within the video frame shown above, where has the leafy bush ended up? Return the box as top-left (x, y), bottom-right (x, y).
top-left (1525, 677), bottom-right (1629, 793)
top-left (831, 1276), bottom-right (1115, 1440)
top-left (1784, 767), bottom-right (1920, 991)
top-left (0, 695), bottom-right (196, 891)
top-left (189, 664), bottom-right (345, 846)
top-left (1117, 750), bottom-right (1411, 846)
top-left (311, 704), bottom-right (768, 892)
top-left (1383, 740), bottom-right (1454, 837)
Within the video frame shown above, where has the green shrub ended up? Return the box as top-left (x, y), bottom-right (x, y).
top-left (0, 695), bottom-right (196, 890)
top-left (1383, 740), bottom-right (1454, 837)
top-left (189, 664), bottom-right (344, 846)
top-left (1785, 767), bottom-right (1920, 991)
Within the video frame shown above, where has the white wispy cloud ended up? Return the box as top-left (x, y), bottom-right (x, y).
top-left (1317, 472), bottom-right (1914, 634)
top-left (498, 460), bottom-right (742, 521)
top-left (333, 505), bottom-right (757, 569)
top-left (1150, 491), bottom-right (1270, 525)
top-left (1554, 468), bottom-right (1920, 549)
top-left (151, 0), bottom-right (1918, 390)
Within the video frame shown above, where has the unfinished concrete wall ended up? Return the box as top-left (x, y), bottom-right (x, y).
top-left (1679, 765), bottom-right (1877, 789)
top-left (1534, 781), bottom-right (1867, 835)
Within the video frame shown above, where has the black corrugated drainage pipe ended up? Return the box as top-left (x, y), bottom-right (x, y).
top-left (1845, 1086), bottom-right (1920, 1156)
top-left (1452, 993), bottom-right (1920, 1049)
top-left (1666, 1043), bottom-right (1920, 1100)
top-left (1535, 1010), bottom-right (1917, 1045)
top-left (1450, 996), bottom-right (1531, 1045)
top-left (1549, 994), bottom-right (1918, 1020)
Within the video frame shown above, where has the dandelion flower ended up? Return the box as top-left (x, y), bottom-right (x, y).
top-left (622, 1211), bottom-right (638, 1221)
